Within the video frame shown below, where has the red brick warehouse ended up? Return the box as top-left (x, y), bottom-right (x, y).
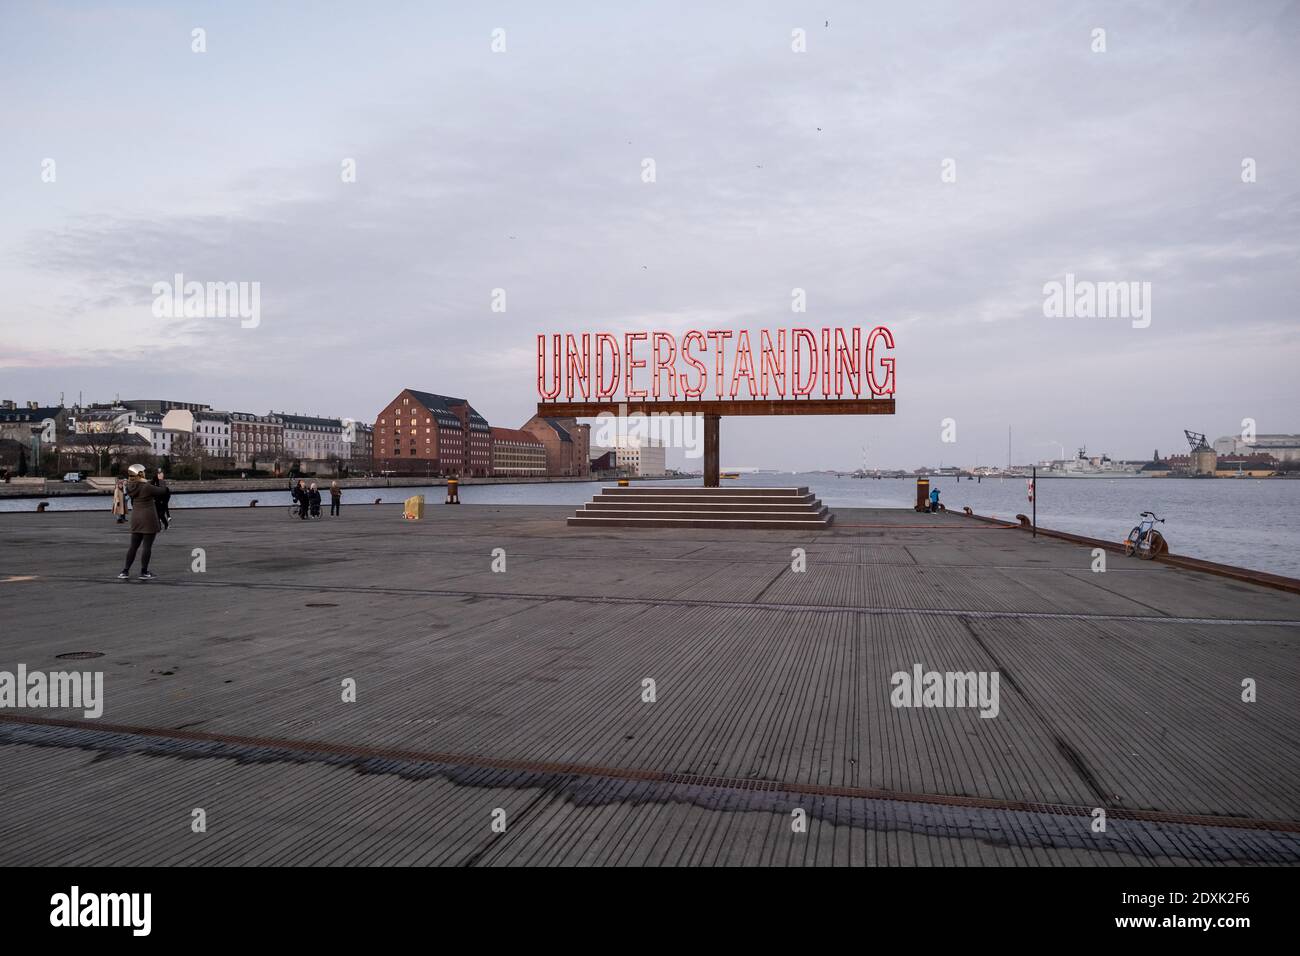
top-left (373, 389), bottom-right (492, 477)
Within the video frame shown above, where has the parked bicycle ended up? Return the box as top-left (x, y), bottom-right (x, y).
top-left (1124, 511), bottom-right (1167, 559)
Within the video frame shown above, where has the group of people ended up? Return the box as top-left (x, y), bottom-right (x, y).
top-left (291, 479), bottom-right (342, 519)
top-left (114, 465), bottom-right (170, 579)
top-left (111, 470), bottom-right (171, 529)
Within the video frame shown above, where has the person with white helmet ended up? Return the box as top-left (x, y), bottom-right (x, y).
top-left (117, 463), bottom-right (167, 580)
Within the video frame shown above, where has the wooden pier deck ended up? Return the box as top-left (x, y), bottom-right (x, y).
top-left (1, 503), bottom-right (1297, 865)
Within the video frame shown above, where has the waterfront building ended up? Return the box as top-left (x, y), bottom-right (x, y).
top-left (0, 402), bottom-right (65, 445)
top-left (520, 415), bottom-right (590, 477)
top-left (119, 399), bottom-right (212, 415)
top-left (161, 409), bottom-right (233, 466)
top-left (56, 432), bottom-right (152, 471)
top-left (341, 419), bottom-right (374, 471)
top-left (230, 412), bottom-right (285, 469)
top-left (590, 437), bottom-right (667, 477)
top-left (1214, 433), bottom-right (1300, 463)
top-left (373, 389), bottom-right (491, 477)
top-left (490, 426), bottom-right (546, 476)
top-left (1214, 453), bottom-right (1280, 477)
top-left (72, 405), bottom-right (135, 434)
top-left (590, 449), bottom-right (626, 477)
top-left (273, 413), bottom-right (345, 468)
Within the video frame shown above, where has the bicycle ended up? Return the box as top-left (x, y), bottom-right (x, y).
top-left (1124, 511), bottom-right (1167, 559)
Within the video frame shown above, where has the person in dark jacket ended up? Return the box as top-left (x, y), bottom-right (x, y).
top-left (293, 479), bottom-right (309, 519)
top-left (329, 480), bottom-right (342, 516)
top-left (119, 464), bottom-right (165, 579)
top-left (150, 469), bottom-right (171, 530)
top-left (308, 482), bottom-right (322, 518)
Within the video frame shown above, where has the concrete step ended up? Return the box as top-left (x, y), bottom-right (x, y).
top-left (567, 514), bottom-right (835, 530)
top-left (584, 499), bottom-right (823, 513)
top-left (575, 508), bottom-right (830, 522)
top-left (602, 486), bottom-right (808, 496)
top-left (589, 493), bottom-right (819, 506)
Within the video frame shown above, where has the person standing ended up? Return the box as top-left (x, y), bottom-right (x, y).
top-left (151, 469), bottom-right (171, 530)
top-left (112, 478), bottom-right (128, 523)
top-left (294, 479), bottom-right (309, 519)
top-left (119, 464), bottom-right (165, 579)
top-left (928, 486), bottom-right (941, 513)
top-left (308, 482), bottom-right (322, 518)
top-left (329, 480), bottom-right (342, 516)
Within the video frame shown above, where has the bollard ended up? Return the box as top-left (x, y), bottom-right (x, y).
top-left (617, 479), bottom-right (629, 487)
top-left (374, 498), bottom-right (382, 504)
top-left (914, 477), bottom-right (930, 512)
top-left (249, 500), bottom-right (258, 507)
top-left (36, 501), bottom-right (49, 512)
top-left (445, 479), bottom-right (460, 504)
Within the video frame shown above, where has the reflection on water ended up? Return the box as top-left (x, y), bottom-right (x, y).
top-left (4, 474), bottom-right (1298, 577)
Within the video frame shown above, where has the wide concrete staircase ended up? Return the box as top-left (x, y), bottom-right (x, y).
top-left (567, 485), bottom-right (834, 530)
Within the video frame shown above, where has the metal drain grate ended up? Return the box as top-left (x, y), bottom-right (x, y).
top-left (55, 652), bottom-right (104, 660)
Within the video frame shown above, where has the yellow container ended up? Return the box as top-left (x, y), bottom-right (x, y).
top-left (403, 494), bottom-right (425, 520)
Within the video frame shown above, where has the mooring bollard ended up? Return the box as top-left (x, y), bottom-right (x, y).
top-left (249, 500), bottom-right (258, 507)
top-left (36, 501), bottom-right (49, 512)
top-left (914, 477), bottom-right (930, 512)
top-left (374, 498), bottom-right (382, 504)
top-left (617, 479), bottom-right (629, 487)
top-left (445, 479), bottom-right (460, 504)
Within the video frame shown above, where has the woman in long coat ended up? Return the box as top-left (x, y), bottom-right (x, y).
top-left (111, 479), bottom-right (128, 523)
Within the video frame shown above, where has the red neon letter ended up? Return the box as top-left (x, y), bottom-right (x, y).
top-left (834, 327), bottom-right (861, 398)
top-left (820, 328), bottom-right (832, 398)
top-left (624, 332), bottom-right (648, 399)
top-left (792, 328), bottom-right (817, 397)
top-left (595, 333), bottom-right (620, 400)
top-left (706, 330), bottom-right (732, 398)
top-left (537, 334), bottom-right (561, 400)
top-left (730, 330), bottom-right (758, 399)
top-left (565, 333), bottom-right (591, 400)
top-left (651, 332), bottom-right (678, 400)
top-left (681, 330), bottom-right (707, 398)
top-left (866, 326), bottom-right (896, 396)
top-left (759, 329), bottom-right (786, 398)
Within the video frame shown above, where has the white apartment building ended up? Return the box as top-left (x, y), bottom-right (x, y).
top-left (591, 438), bottom-right (667, 477)
top-left (160, 409), bottom-right (232, 462)
top-left (274, 413), bottom-right (345, 464)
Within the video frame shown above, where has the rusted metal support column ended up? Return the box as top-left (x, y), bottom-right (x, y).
top-left (704, 414), bottom-right (720, 487)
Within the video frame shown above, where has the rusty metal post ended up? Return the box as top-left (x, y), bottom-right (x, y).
top-left (915, 477), bottom-right (930, 512)
top-left (704, 415), bottom-right (720, 487)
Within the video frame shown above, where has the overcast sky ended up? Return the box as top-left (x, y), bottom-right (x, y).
top-left (1, 1), bottom-right (1297, 470)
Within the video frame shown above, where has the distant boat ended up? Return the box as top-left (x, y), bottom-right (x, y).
top-left (721, 472), bottom-right (740, 480)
